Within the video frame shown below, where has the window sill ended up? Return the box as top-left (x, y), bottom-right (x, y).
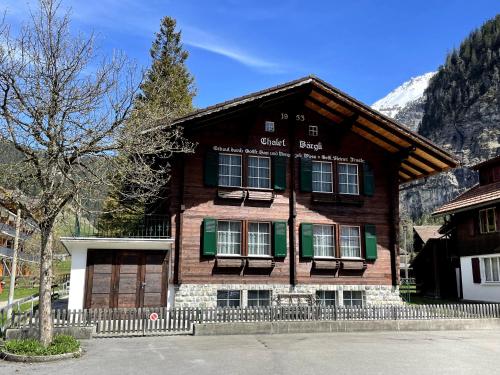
top-left (310, 193), bottom-right (364, 206)
top-left (313, 259), bottom-right (340, 270)
top-left (216, 187), bottom-right (275, 201)
top-left (481, 282), bottom-right (500, 286)
top-left (341, 259), bottom-right (367, 271)
top-left (246, 258), bottom-right (275, 269)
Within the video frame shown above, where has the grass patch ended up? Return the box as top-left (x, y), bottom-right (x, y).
top-left (53, 259), bottom-right (71, 275)
top-left (406, 295), bottom-right (462, 305)
top-left (0, 287), bottom-right (38, 302)
top-left (3, 335), bottom-right (80, 356)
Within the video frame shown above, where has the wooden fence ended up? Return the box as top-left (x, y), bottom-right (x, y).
top-left (3, 303), bottom-right (500, 337)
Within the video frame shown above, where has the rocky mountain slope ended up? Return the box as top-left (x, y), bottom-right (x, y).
top-left (373, 15), bottom-right (500, 222)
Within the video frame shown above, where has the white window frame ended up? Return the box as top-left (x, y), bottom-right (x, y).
top-left (247, 156), bottom-right (271, 189)
top-left (339, 225), bottom-right (362, 259)
top-left (312, 224), bottom-right (336, 258)
top-left (248, 222), bottom-right (271, 257)
top-left (342, 291), bottom-right (364, 307)
top-left (316, 290), bottom-right (337, 306)
top-left (312, 161), bottom-right (333, 193)
top-left (217, 220), bottom-right (242, 256)
top-left (218, 153), bottom-right (242, 188)
top-left (265, 121), bottom-right (275, 133)
top-left (217, 290), bottom-right (241, 307)
top-left (338, 163), bottom-right (359, 195)
top-left (247, 290), bottom-right (271, 307)
top-left (309, 125), bottom-right (318, 136)
top-left (479, 208), bottom-right (497, 234)
top-left (482, 256), bottom-right (500, 283)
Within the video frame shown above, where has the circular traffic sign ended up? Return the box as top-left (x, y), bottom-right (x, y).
top-left (149, 312), bottom-right (159, 321)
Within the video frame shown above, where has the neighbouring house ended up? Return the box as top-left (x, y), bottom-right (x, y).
top-left (433, 155), bottom-right (500, 302)
top-left (62, 76), bottom-right (457, 310)
top-left (411, 225), bottom-right (458, 299)
top-left (0, 204), bottom-right (38, 279)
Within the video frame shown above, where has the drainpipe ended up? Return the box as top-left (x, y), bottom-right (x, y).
top-left (288, 112), bottom-right (298, 288)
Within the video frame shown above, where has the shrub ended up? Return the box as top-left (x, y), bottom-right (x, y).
top-left (4, 335), bottom-right (80, 356)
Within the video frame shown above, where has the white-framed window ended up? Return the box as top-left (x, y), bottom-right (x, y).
top-left (479, 208), bottom-right (497, 234)
top-left (265, 121), bottom-right (275, 133)
top-left (217, 290), bottom-right (241, 307)
top-left (483, 256), bottom-right (500, 283)
top-left (248, 156), bottom-right (271, 189)
top-left (217, 221), bottom-right (241, 255)
top-left (309, 125), bottom-right (318, 136)
top-left (312, 161), bottom-right (333, 193)
top-left (313, 224), bottom-right (335, 257)
top-left (316, 290), bottom-right (336, 306)
top-left (340, 226), bottom-right (361, 258)
top-left (218, 153), bottom-right (242, 187)
top-left (338, 163), bottom-right (359, 195)
top-left (248, 222), bottom-right (271, 256)
top-left (343, 291), bottom-right (364, 307)
top-left (248, 290), bottom-right (271, 307)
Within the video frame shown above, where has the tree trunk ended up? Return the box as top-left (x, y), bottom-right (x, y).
top-left (38, 228), bottom-right (54, 347)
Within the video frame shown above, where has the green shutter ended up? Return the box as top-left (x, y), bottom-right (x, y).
top-left (365, 224), bottom-right (377, 260)
top-left (202, 218), bottom-right (217, 256)
top-left (273, 221), bottom-right (287, 257)
top-left (272, 156), bottom-right (287, 191)
top-left (300, 223), bottom-right (314, 258)
top-left (300, 158), bottom-right (313, 192)
top-left (204, 151), bottom-right (219, 187)
top-left (363, 163), bottom-right (375, 196)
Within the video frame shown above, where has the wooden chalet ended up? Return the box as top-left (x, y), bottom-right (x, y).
top-left (433, 155), bottom-right (500, 302)
top-left (64, 76), bottom-right (457, 310)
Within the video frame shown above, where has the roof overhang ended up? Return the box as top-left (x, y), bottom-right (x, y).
top-left (433, 197), bottom-right (500, 216)
top-left (172, 76), bottom-right (458, 183)
top-left (60, 237), bottom-right (174, 254)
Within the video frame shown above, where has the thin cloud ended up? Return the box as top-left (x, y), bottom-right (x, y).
top-left (183, 26), bottom-right (286, 74)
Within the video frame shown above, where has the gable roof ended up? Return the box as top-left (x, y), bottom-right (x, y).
top-left (433, 181), bottom-right (500, 216)
top-left (174, 75), bottom-right (458, 183)
top-left (472, 154), bottom-right (500, 170)
top-left (413, 225), bottom-right (442, 243)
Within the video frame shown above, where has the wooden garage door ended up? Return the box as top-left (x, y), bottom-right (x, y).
top-left (85, 250), bottom-right (168, 309)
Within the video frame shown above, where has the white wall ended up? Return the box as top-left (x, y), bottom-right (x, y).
top-left (461, 255), bottom-right (500, 303)
top-left (67, 245), bottom-right (88, 310)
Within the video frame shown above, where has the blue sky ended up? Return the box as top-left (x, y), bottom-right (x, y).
top-left (2, 0), bottom-right (500, 108)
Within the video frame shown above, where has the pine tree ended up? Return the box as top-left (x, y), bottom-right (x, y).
top-left (135, 16), bottom-right (196, 121)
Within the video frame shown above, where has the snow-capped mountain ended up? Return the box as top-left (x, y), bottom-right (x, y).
top-left (372, 72), bottom-right (436, 131)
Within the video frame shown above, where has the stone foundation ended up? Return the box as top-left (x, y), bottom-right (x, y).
top-left (173, 284), bottom-right (402, 308)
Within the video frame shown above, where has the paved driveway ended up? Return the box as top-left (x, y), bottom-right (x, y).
top-left (3, 330), bottom-right (500, 375)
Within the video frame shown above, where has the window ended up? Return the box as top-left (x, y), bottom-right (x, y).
top-left (248, 222), bottom-right (271, 256)
top-left (343, 291), bottom-right (364, 307)
top-left (217, 221), bottom-right (241, 255)
top-left (340, 226), bottom-right (361, 258)
top-left (483, 256), bottom-right (500, 283)
top-left (218, 153), bottom-right (242, 187)
top-left (248, 290), bottom-right (271, 307)
top-left (217, 290), bottom-right (241, 307)
top-left (312, 161), bottom-right (333, 193)
top-left (265, 121), bottom-right (275, 133)
top-left (248, 156), bottom-right (271, 189)
top-left (316, 291), bottom-right (336, 306)
top-left (313, 225), bottom-right (335, 257)
top-left (338, 163), bottom-right (359, 195)
top-left (479, 208), bottom-right (497, 233)
top-left (309, 125), bottom-right (318, 136)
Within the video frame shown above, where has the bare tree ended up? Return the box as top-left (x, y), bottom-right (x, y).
top-left (0, 0), bottom-right (193, 346)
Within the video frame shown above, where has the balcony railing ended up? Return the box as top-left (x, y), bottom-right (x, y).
top-left (71, 214), bottom-right (170, 239)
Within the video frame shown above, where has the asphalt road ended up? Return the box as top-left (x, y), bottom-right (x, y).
top-left (3, 330), bottom-right (500, 375)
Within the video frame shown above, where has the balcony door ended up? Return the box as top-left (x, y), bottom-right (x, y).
top-left (85, 250), bottom-right (168, 309)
